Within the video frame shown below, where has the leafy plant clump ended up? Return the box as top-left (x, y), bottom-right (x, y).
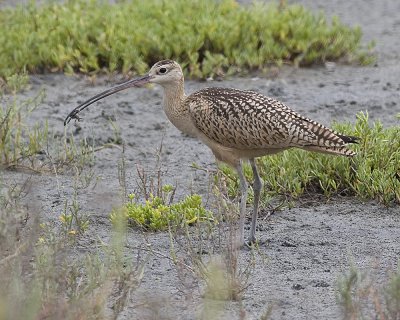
top-left (0, 0), bottom-right (374, 79)
top-left (221, 112), bottom-right (400, 205)
top-left (112, 186), bottom-right (214, 231)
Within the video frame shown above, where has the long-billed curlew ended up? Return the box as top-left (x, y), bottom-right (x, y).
top-left (65, 60), bottom-right (358, 246)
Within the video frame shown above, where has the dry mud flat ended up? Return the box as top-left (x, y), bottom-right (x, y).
top-left (2, 0), bottom-right (400, 319)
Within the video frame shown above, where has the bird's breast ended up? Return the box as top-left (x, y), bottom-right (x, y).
top-left (163, 103), bottom-right (197, 137)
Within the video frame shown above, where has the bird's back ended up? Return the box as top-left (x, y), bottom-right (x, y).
top-left (185, 87), bottom-right (357, 156)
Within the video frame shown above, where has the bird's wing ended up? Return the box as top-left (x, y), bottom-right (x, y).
top-left (187, 87), bottom-right (356, 155)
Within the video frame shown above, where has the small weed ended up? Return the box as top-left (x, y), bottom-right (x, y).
top-left (0, 0), bottom-right (373, 79)
top-left (108, 118), bottom-right (123, 145)
top-left (112, 188), bottom-right (214, 231)
top-left (59, 193), bottom-right (90, 237)
top-left (337, 265), bottom-right (367, 319)
top-left (386, 267), bottom-right (400, 319)
top-left (58, 133), bottom-right (96, 175)
top-left (337, 264), bottom-right (400, 320)
top-left (0, 72), bottom-right (29, 94)
top-left (201, 258), bottom-right (235, 319)
top-left (0, 75), bottom-right (47, 170)
top-left (0, 178), bottom-right (30, 258)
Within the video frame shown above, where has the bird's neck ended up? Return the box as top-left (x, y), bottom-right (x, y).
top-left (162, 79), bottom-right (195, 136)
top-left (163, 78), bottom-right (185, 107)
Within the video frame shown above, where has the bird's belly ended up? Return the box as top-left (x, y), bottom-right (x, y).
top-left (195, 130), bottom-right (289, 166)
top-left (235, 147), bottom-right (289, 159)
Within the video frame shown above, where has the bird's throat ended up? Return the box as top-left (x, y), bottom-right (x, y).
top-left (162, 80), bottom-right (196, 136)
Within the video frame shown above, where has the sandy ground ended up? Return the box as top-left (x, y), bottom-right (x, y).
top-left (1, 0), bottom-right (400, 319)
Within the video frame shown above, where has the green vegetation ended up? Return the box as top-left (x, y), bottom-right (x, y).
top-left (0, 0), bottom-right (373, 79)
top-left (0, 74), bottom-right (95, 172)
top-left (337, 264), bottom-right (400, 319)
top-left (0, 188), bottom-right (146, 319)
top-left (220, 112), bottom-right (400, 205)
top-left (0, 1), bottom-right (397, 318)
top-left (59, 193), bottom-right (90, 236)
top-left (0, 74), bottom-right (47, 169)
top-left (112, 185), bottom-right (214, 231)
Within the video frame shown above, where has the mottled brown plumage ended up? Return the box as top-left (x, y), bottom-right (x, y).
top-left (65, 60), bottom-right (358, 247)
top-left (187, 87), bottom-right (356, 156)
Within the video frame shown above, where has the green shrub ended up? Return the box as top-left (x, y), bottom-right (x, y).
top-left (112, 186), bottom-right (214, 231)
top-left (221, 112), bottom-right (400, 205)
top-left (0, 74), bottom-right (47, 169)
top-left (0, 0), bottom-right (373, 79)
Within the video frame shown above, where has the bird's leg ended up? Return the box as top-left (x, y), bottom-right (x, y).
top-left (235, 160), bottom-right (248, 247)
top-left (249, 158), bottom-right (263, 245)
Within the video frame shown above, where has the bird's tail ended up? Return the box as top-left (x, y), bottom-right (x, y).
top-left (302, 134), bottom-right (359, 157)
top-left (336, 134), bottom-right (360, 144)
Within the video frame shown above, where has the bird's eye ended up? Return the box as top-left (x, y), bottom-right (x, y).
top-left (158, 67), bottom-right (167, 74)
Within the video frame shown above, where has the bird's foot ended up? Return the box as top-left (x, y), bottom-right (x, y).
top-left (243, 237), bottom-right (257, 250)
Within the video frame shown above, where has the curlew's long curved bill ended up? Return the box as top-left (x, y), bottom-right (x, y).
top-left (64, 74), bottom-right (153, 126)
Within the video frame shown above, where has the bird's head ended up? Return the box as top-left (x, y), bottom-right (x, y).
top-left (64, 60), bottom-right (183, 125)
top-left (147, 60), bottom-right (183, 86)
